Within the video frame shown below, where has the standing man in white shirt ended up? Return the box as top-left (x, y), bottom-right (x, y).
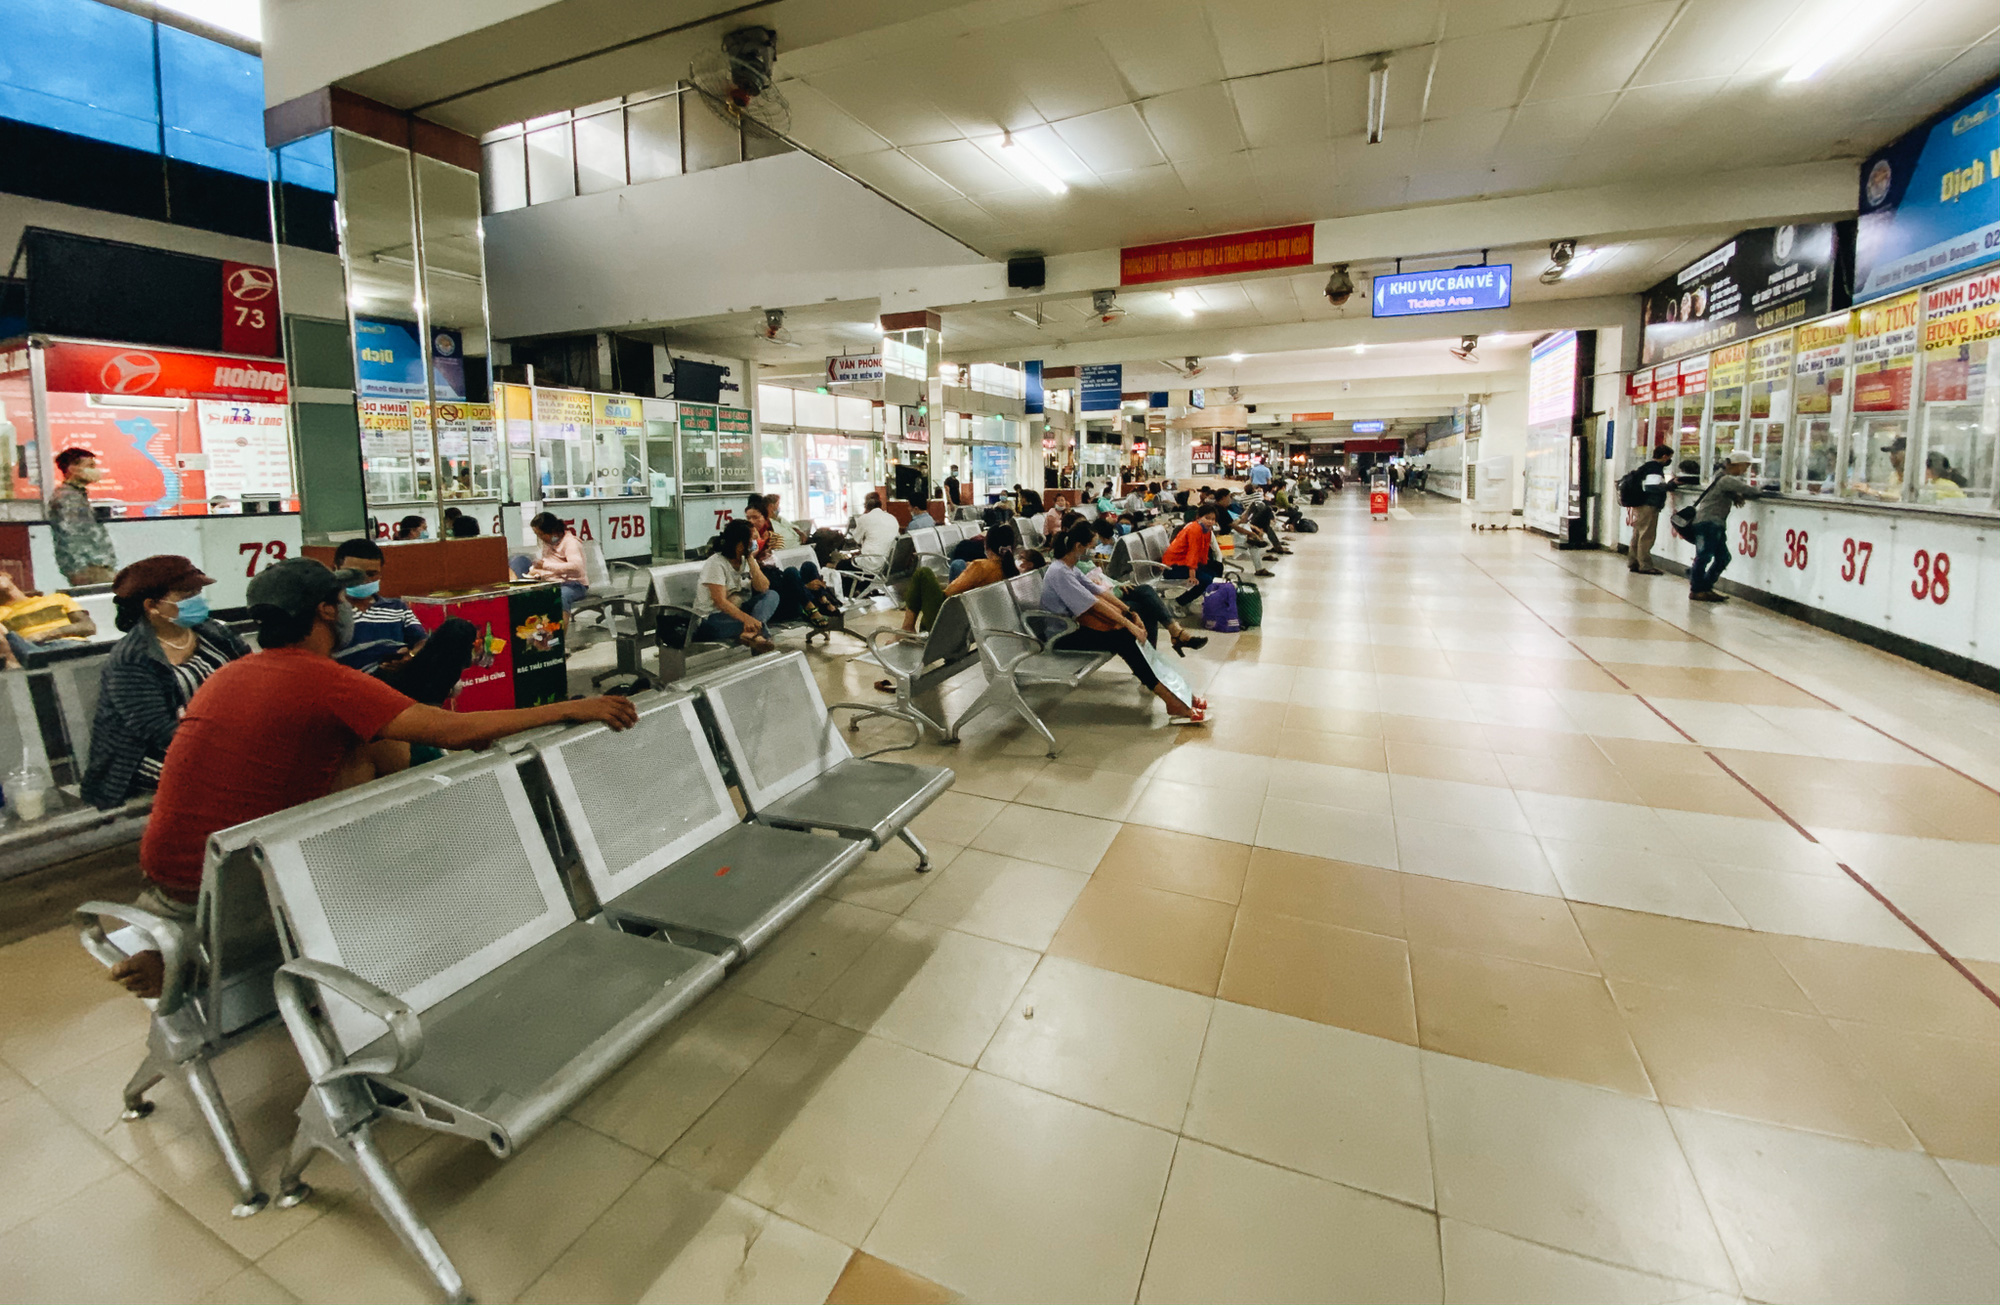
top-left (847, 491), bottom-right (902, 576)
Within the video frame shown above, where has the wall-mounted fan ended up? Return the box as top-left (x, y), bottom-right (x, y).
top-left (689, 27), bottom-right (792, 136)
top-left (1084, 289), bottom-right (1127, 326)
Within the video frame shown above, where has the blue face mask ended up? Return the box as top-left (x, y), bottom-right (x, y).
top-left (345, 580), bottom-right (381, 599)
top-left (169, 595), bottom-right (209, 628)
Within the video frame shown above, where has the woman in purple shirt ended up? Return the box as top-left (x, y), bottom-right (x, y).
top-left (1042, 524), bottom-right (1206, 725)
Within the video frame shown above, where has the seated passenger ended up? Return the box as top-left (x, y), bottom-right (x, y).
top-left (895, 523), bottom-right (1019, 635)
top-left (1080, 520), bottom-right (1206, 656)
top-left (846, 492), bottom-right (901, 575)
top-left (511, 511), bottom-right (588, 609)
top-left (947, 529), bottom-right (988, 579)
top-left (0, 570), bottom-right (98, 668)
top-left (1042, 525), bottom-right (1205, 724)
top-left (392, 514), bottom-right (427, 541)
top-left (1040, 502), bottom-right (1067, 541)
top-left (82, 556), bottom-right (249, 811)
top-left (1162, 505), bottom-right (1224, 605)
top-left (744, 501), bottom-right (778, 561)
top-left (449, 514), bottom-right (481, 537)
top-left (108, 558), bottom-right (638, 997)
top-left (331, 539), bottom-right (476, 706)
top-left (764, 495), bottom-right (812, 549)
top-left (1124, 486), bottom-right (1148, 517)
top-left (696, 519), bottom-right (778, 653)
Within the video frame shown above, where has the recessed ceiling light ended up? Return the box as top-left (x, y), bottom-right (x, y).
top-left (1170, 290), bottom-right (1197, 318)
top-left (1000, 132), bottom-right (1068, 196)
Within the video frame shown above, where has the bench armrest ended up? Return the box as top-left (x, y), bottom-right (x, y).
top-left (977, 625), bottom-right (1051, 673)
top-left (860, 627), bottom-right (929, 671)
top-left (275, 958), bottom-right (424, 1085)
top-left (75, 900), bottom-right (194, 1014)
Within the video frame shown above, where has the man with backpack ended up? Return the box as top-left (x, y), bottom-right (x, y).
top-left (1619, 444), bottom-right (1675, 575)
top-left (1677, 450), bottom-right (1757, 603)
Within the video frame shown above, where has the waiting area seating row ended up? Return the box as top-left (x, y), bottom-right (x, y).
top-left (75, 652), bottom-right (953, 1303)
top-left (0, 645), bottom-right (155, 880)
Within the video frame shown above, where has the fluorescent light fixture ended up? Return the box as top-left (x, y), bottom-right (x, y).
top-left (1000, 132), bottom-right (1068, 195)
top-left (1228, 352), bottom-right (1246, 362)
top-left (1170, 290), bottom-right (1197, 318)
top-left (1366, 56), bottom-right (1390, 144)
top-left (1010, 309), bottom-right (1039, 325)
top-left (1354, 342), bottom-right (1368, 354)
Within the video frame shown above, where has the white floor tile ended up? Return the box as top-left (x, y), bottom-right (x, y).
top-left (1257, 797), bottom-right (1400, 868)
top-left (969, 803), bottom-right (1123, 872)
top-left (1669, 1106), bottom-right (2000, 1304)
top-left (1183, 1001), bottom-right (1433, 1207)
top-left (1261, 759), bottom-right (1392, 811)
top-left (1128, 778), bottom-right (1264, 845)
top-left (1514, 791), bottom-right (1690, 855)
top-left (901, 849), bottom-right (1090, 950)
top-left (1442, 1219), bottom-right (1736, 1305)
top-left (1655, 810), bottom-right (1842, 877)
top-left (1390, 773), bottom-right (1533, 833)
top-left (1542, 839), bottom-right (1749, 927)
top-left (807, 921), bottom-right (1038, 1064)
top-left (864, 1072), bottom-right (1176, 1304)
top-left (1138, 1140), bottom-right (1443, 1304)
top-left (1701, 864), bottom-right (1929, 953)
top-left (1396, 818), bottom-right (1562, 895)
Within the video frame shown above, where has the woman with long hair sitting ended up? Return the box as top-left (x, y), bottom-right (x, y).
top-left (1041, 524), bottom-right (1206, 725)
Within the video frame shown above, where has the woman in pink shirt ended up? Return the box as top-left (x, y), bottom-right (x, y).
top-left (511, 512), bottom-right (589, 609)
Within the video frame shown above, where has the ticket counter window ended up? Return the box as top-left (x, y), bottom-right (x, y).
top-left (805, 433), bottom-right (878, 527)
top-left (1845, 418), bottom-right (1909, 502)
top-left (1708, 385), bottom-right (1743, 470)
top-left (1914, 280), bottom-right (1997, 513)
top-left (1745, 333), bottom-right (1791, 492)
top-left (1790, 324), bottom-right (1847, 497)
top-left (1846, 293), bottom-right (1918, 503)
top-left (1674, 396), bottom-right (1705, 483)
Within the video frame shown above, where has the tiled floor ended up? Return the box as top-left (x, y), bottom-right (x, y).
top-left (3, 491), bottom-right (1997, 1303)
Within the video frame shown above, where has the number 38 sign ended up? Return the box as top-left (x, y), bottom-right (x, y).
top-left (1888, 526), bottom-right (1978, 653)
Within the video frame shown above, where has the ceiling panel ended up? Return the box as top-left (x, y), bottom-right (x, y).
top-left (1414, 109), bottom-right (1510, 171)
top-left (803, 63), bottom-right (963, 147)
top-left (1442, 0), bottom-right (1564, 40)
top-left (1052, 104), bottom-right (1169, 172)
top-left (1493, 92), bottom-right (1617, 162)
top-left (1630, 0), bottom-right (1797, 86)
top-left (1592, 77), bottom-right (1727, 148)
top-left (777, 80), bottom-right (893, 158)
top-left (1869, 0), bottom-right (2000, 57)
top-left (1142, 84), bottom-right (1250, 160)
top-left (1528, 3), bottom-right (1678, 100)
top-left (1320, 0), bottom-right (1445, 63)
top-left (977, 14), bottom-right (1133, 122)
top-left (1083, 0), bottom-right (1230, 98)
top-left (1202, 0), bottom-right (1327, 78)
top-left (905, 138), bottom-right (1035, 196)
top-left (1426, 25), bottom-right (1550, 116)
top-left (1230, 64), bottom-right (1331, 149)
top-left (840, 148), bottom-right (966, 205)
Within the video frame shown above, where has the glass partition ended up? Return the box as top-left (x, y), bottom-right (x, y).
top-left (1845, 293), bottom-right (1919, 501)
top-left (1914, 271), bottom-right (1998, 512)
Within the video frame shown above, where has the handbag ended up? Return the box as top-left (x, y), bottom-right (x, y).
top-left (1668, 476), bottom-right (1718, 540)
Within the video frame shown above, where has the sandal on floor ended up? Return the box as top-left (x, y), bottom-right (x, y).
top-left (873, 678), bottom-right (897, 694)
top-left (1168, 707), bottom-right (1208, 726)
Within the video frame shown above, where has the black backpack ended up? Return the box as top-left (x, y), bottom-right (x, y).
top-left (1617, 465), bottom-right (1652, 507)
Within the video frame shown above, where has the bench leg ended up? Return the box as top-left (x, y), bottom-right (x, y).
top-left (896, 825), bottom-right (933, 873)
top-left (178, 1055), bottom-right (268, 1217)
top-left (120, 1047), bottom-right (167, 1119)
top-left (352, 1123), bottom-right (469, 1304)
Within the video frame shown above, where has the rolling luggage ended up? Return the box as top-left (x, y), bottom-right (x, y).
top-left (1202, 581), bottom-right (1240, 634)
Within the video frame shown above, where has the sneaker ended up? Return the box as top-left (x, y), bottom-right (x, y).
top-left (1689, 590), bottom-right (1725, 602)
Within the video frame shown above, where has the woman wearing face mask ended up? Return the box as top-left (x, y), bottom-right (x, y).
top-left (82, 556), bottom-right (249, 809)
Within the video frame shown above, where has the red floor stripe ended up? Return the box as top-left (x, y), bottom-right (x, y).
top-left (1463, 553), bottom-right (1998, 1007)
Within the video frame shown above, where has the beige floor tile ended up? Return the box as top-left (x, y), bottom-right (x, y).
top-left (1764, 933), bottom-right (2000, 1041)
top-left (824, 1251), bottom-right (963, 1305)
top-left (0, 1089), bottom-right (125, 1235)
top-left (1411, 944), bottom-right (1653, 1096)
top-left (200, 1265), bottom-right (300, 1305)
top-left (830, 840), bottom-right (962, 914)
top-left (672, 1021), bottom-right (964, 1244)
top-left (1272, 728), bottom-right (1389, 771)
top-left (944, 755), bottom-right (1051, 803)
top-left (0, 979), bottom-right (151, 1087)
top-left (968, 802), bottom-right (1122, 872)
top-left (1220, 910), bottom-right (1417, 1044)
top-left (1126, 777), bottom-right (1263, 845)
top-left (522, 1164), bottom-right (847, 1305)
top-left (1830, 1021), bottom-right (1999, 1165)
top-left (1669, 1105), bottom-right (1999, 1304)
top-left (900, 849), bottom-right (1089, 951)
top-left (1138, 1139), bottom-right (1442, 1305)
top-left (1011, 762), bottom-right (1148, 820)
top-left (729, 900), bottom-right (898, 1012)
top-left (1570, 905), bottom-right (1813, 1012)
top-left (908, 791), bottom-right (1007, 845)
top-left (1542, 839), bottom-right (1750, 927)
top-left (1256, 796), bottom-right (1400, 868)
top-left (978, 957), bottom-right (1213, 1129)
top-left (807, 921), bottom-right (1037, 1065)
top-left (1048, 879), bottom-right (1236, 996)
top-left (1183, 1001), bottom-right (1433, 1207)
top-left (1260, 757), bottom-right (1393, 810)
top-left (1441, 1220), bottom-right (1725, 1305)
top-left (1281, 705), bottom-right (1384, 737)
top-left (0, 1169), bottom-right (246, 1303)
top-left (1424, 1053), bottom-right (1737, 1291)
top-left (864, 1072), bottom-right (1176, 1304)
top-left (1396, 818), bottom-right (1561, 895)
top-left (568, 991), bottom-right (800, 1157)
top-left (1610, 980), bottom-right (1917, 1148)
top-left (1092, 825), bottom-right (1250, 904)
top-left (1401, 876), bottom-right (1598, 973)
top-left (1237, 847), bottom-right (1403, 936)
top-left (1146, 743), bottom-right (1278, 795)
top-left (261, 1120), bottom-right (651, 1304)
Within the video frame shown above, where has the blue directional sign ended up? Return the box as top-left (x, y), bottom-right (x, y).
top-left (1372, 265), bottom-right (1512, 318)
top-left (1080, 363), bottom-right (1123, 412)
top-left (1351, 420), bottom-right (1386, 433)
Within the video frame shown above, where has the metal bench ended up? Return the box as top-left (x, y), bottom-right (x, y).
top-left (570, 540), bottom-right (653, 684)
top-left (644, 560), bottom-right (751, 686)
top-left (0, 663), bottom-right (155, 880)
top-left (259, 749), bottom-right (729, 1302)
top-left (531, 690), bottom-right (869, 953)
top-left (697, 651), bottom-right (952, 870)
top-left (946, 575), bottom-right (1115, 757)
top-left (829, 592), bottom-right (979, 744)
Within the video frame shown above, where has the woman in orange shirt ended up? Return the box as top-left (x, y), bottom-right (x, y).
top-left (1162, 505), bottom-right (1222, 606)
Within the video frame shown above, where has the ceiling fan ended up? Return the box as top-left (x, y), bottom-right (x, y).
top-left (753, 307), bottom-right (802, 349)
top-left (1083, 289), bottom-right (1127, 326)
top-left (1449, 334), bottom-right (1479, 363)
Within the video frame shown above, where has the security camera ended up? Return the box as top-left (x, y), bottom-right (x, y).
top-left (1539, 239), bottom-right (1577, 286)
top-left (1324, 263), bottom-right (1354, 307)
top-left (762, 307), bottom-right (785, 338)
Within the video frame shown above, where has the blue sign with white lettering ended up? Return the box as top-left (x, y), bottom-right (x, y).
top-left (355, 317), bottom-right (426, 398)
top-left (1351, 420), bottom-right (1385, 433)
top-left (1372, 265), bottom-right (1512, 318)
top-left (1080, 363), bottom-right (1123, 412)
top-left (1855, 80), bottom-right (2000, 302)
top-left (1024, 360), bottom-right (1044, 415)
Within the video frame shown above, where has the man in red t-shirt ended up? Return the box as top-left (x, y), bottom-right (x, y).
top-left (112, 557), bottom-right (637, 996)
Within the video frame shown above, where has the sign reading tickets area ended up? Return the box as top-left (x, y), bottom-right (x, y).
top-left (1372, 265), bottom-right (1512, 317)
top-left (1120, 225), bottom-right (1314, 285)
top-left (1639, 223), bottom-right (1847, 366)
top-left (1856, 81), bottom-right (2000, 302)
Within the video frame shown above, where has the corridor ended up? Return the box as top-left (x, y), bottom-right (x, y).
top-left (2, 490), bottom-right (1995, 1304)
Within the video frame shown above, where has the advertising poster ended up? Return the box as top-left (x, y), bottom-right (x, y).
top-left (508, 585), bottom-right (567, 706)
top-left (197, 400), bottom-right (292, 500)
top-left (1, 357), bottom-right (40, 500)
top-left (1793, 316), bottom-right (1851, 415)
top-left (354, 318), bottom-right (427, 399)
top-left (1852, 292), bottom-right (1920, 412)
top-left (1748, 333), bottom-right (1795, 416)
top-left (1918, 268), bottom-right (2000, 402)
top-left (1856, 81), bottom-right (2000, 302)
top-left (1522, 330), bottom-right (1578, 535)
top-left (40, 341), bottom-right (288, 402)
top-left (411, 592), bottom-right (513, 711)
top-left (1640, 223), bottom-right (1848, 366)
top-left (429, 328), bottom-right (466, 402)
top-left (359, 399), bottom-right (413, 462)
top-left (42, 392), bottom-right (197, 515)
top-left (1709, 341), bottom-right (1749, 391)
top-left (716, 405), bottom-right (755, 485)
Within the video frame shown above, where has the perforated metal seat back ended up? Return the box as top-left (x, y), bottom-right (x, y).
top-left (1007, 570), bottom-right (1046, 611)
top-left (700, 653), bottom-right (850, 810)
top-left (582, 540), bottom-right (614, 589)
top-left (52, 657), bottom-right (108, 764)
top-left (0, 673), bottom-right (47, 776)
top-left (257, 755), bottom-right (571, 1055)
top-left (652, 563), bottom-right (706, 609)
top-left (925, 595), bottom-right (975, 663)
top-left (202, 844), bottom-right (282, 1037)
top-left (536, 693), bottom-right (738, 903)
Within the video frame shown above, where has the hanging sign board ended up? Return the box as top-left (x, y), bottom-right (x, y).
top-left (826, 355), bottom-right (885, 385)
top-left (1080, 363), bottom-right (1123, 412)
top-left (1856, 82), bottom-right (2000, 302)
top-left (1120, 224), bottom-right (1313, 285)
top-left (1372, 265), bottom-right (1512, 317)
top-left (1639, 223), bottom-right (1847, 365)
top-left (1852, 292), bottom-right (1920, 412)
top-left (40, 340), bottom-right (288, 402)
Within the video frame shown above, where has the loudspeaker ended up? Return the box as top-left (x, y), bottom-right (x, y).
top-left (1246, 404), bottom-right (1258, 413)
top-left (1007, 255), bottom-right (1046, 289)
